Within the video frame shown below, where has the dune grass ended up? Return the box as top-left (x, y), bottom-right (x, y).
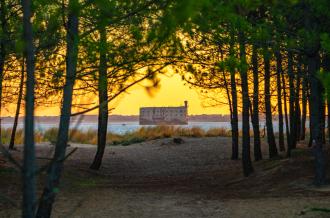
top-left (1, 125), bottom-right (231, 146)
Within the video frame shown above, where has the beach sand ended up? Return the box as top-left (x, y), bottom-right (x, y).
top-left (1, 137), bottom-right (330, 217)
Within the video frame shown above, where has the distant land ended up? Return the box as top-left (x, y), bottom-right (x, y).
top-left (1, 114), bottom-right (233, 123)
top-left (0, 114), bottom-right (286, 123)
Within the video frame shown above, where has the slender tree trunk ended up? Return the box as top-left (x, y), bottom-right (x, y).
top-left (301, 73), bottom-right (307, 141)
top-left (36, 1), bottom-right (79, 217)
top-left (222, 71), bottom-right (234, 144)
top-left (90, 26), bottom-right (108, 170)
top-left (295, 76), bottom-right (302, 141)
top-left (295, 57), bottom-right (302, 141)
top-left (228, 33), bottom-right (239, 160)
top-left (21, 0), bottom-right (37, 216)
top-left (307, 85), bottom-right (313, 147)
top-left (223, 68), bottom-right (238, 160)
top-left (230, 66), bottom-right (239, 160)
top-left (287, 51), bottom-right (296, 153)
top-left (282, 69), bottom-right (291, 153)
top-left (239, 32), bottom-right (253, 176)
top-left (252, 45), bottom-right (262, 160)
top-left (321, 102), bottom-right (326, 144)
top-left (9, 58), bottom-right (24, 150)
top-left (275, 51), bottom-right (285, 151)
top-left (263, 48), bottom-right (278, 158)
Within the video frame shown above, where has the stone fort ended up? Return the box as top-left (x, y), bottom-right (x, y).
top-left (139, 101), bottom-right (188, 125)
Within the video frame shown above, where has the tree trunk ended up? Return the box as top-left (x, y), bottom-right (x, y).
top-left (295, 57), bottom-right (302, 141)
top-left (321, 102), bottom-right (326, 144)
top-left (252, 45), bottom-right (262, 160)
top-left (287, 51), bottom-right (297, 151)
top-left (21, 0), bottom-right (37, 216)
top-left (9, 58), bottom-right (24, 150)
top-left (282, 68), bottom-right (291, 153)
top-left (275, 51), bottom-right (285, 151)
top-left (239, 32), bottom-right (253, 176)
top-left (308, 53), bottom-right (327, 186)
top-left (90, 26), bottom-right (109, 170)
top-left (301, 73), bottom-right (307, 141)
top-left (263, 48), bottom-right (278, 158)
top-left (228, 33), bottom-right (239, 160)
top-left (36, 1), bottom-right (79, 217)
top-left (230, 66), bottom-right (239, 160)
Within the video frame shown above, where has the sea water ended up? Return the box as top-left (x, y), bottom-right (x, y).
top-left (1, 121), bottom-right (304, 135)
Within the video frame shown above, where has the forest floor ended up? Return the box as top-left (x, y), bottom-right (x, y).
top-left (1, 137), bottom-right (330, 217)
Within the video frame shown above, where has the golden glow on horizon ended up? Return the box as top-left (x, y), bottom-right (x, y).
top-left (110, 74), bottom-right (229, 115)
top-left (4, 73), bottom-right (229, 116)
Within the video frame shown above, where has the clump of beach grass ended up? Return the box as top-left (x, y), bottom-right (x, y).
top-left (1, 125), bottom-right (232, 147)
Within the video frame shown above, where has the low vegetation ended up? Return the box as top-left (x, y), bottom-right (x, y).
top-left (1, 126), bottom-right (231, 146)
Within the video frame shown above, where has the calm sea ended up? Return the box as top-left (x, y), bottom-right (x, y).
top-left (1, 121), bottom-right (303, 135)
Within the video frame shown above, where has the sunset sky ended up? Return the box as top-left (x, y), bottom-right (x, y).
top-left (110, 74), bottom-right (228, 115)
top-left (26, 73), bottom-right (228, 116)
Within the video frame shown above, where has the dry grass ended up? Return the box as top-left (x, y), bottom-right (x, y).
top-left (1, 126), bottom-right (232, 146)
top-left (1, 128), bottom-right (44, 145)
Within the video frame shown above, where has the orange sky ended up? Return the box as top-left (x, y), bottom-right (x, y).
top-left (28, 73), bottom-right (228, 116)
top-left (109, 74), bottom-right (229, 115)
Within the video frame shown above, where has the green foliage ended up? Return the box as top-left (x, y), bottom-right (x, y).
top-left (321, 33), bottom-right (330, 53)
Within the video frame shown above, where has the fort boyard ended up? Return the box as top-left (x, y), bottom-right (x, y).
top-left (139, 101), bottom-right (188, 125)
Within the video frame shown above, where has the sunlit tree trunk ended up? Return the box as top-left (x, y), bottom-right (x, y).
top-left (21, 0), bottom-right (37, 216)
top-left (9, 58), bottom-right (24, 150)
top-left (263, 48), bottom-right (278, 158)
top-left (252, 45), bottom-right (262, 160)
top-left (36, 1), bottom-right (79, 216)
top-left (90, 26), bottom-right (109, 170)
top-left (301, 73), bottom-right (307, 141)
top-left (282, 68), bottom-right (291, 153)
top-left (275, 51), bottom-right (285, 151)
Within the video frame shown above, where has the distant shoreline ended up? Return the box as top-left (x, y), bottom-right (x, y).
top-left (0, 114), bottom-right (289, 123)
top-left (0, 114), bottom-right (233, 123)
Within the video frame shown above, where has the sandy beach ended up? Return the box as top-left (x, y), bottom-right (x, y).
top-left (1, 137), bottom-right (330, 217)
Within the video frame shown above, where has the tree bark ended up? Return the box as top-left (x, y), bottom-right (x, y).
top-left (308, 52), bottom-right (327, 186)
top-left (36, 1), bottom-right (79, 217)
top-left (228, 32), bottom-right (239, 160)
top-left (239, 32), bottom-right (253, 176)
top-left (295, 57), bottom-right (302, 141)
top-left (282, 68), bottom-right (291, 153)
top-left (252, 45), bottom-right (262, 160)
top-left (287, 51), bottom-right (297, 152)
top-left (21, 0), bottom-right (37, 216)
top-left (263, 48), bottom-right (278, 158)
top-left (301, 73), bottom-right (307, 141)
top-left (9, 58), bottom-right (25, 150)
top-left (275, 51), bottom-right (285, 151)
top-left (90, 26), bottom-right (109, 170)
